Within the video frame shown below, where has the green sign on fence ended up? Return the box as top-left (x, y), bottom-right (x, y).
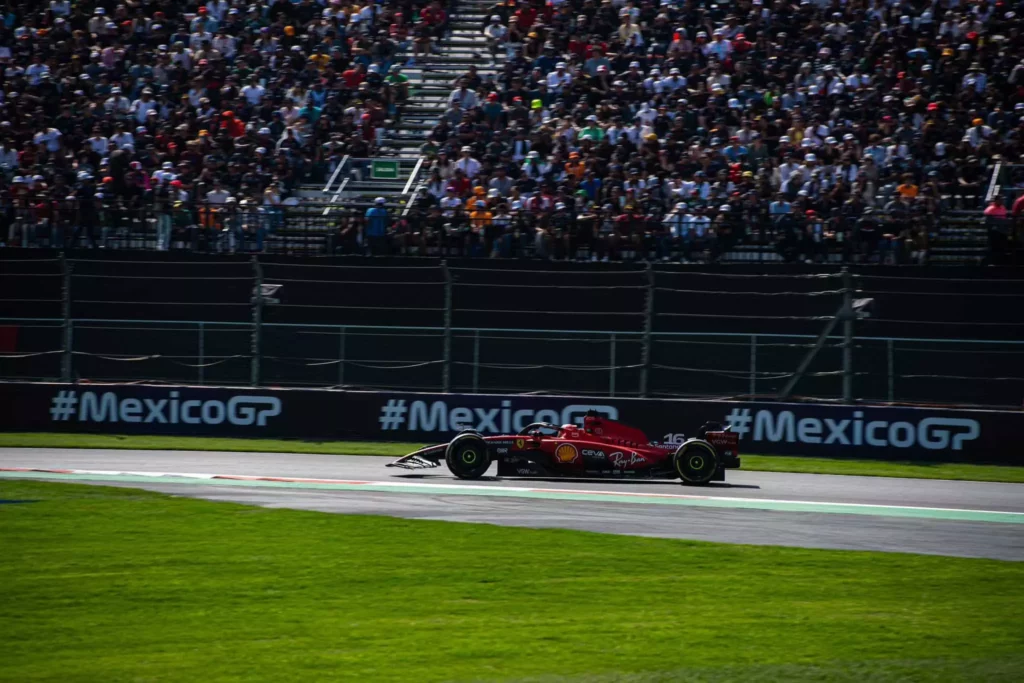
top-left (371, 160), bottom-right (400, 180)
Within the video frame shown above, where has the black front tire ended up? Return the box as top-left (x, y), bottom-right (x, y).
top-left (445, 433), bottom-right (492, 479)
top-left (673, 440), bottom-right (719, 485)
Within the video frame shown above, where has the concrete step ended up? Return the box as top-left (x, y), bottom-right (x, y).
top-left (394, 121), bottom-right (438, 131)
top-left (402, 108), bottom-right (449, 116)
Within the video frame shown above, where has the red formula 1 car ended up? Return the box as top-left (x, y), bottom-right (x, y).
top-left (387, 411), bottom-right (740, 485)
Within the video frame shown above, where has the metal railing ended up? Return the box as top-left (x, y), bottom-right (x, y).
top-left (3, 258), bottom-right (1022, 407)
top-left (321, 154), bottom-right (351, 197)
top-left (4, 317), bottom-right (1023, 408)
top-left (0, 201), bottom-right (1005, 263)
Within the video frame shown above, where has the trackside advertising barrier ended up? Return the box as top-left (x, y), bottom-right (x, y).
top-left (0, 382), bottom-right (1020, 465)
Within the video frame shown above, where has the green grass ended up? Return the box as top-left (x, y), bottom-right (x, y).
top-left (738, 454), bottom-right (1024, 483)
top-left (3, 431), bottom-right (1024, 483)
top-left (0, 431), bottom-right (424, 457)
top-left (1, 481), bottom-right (1022, 682)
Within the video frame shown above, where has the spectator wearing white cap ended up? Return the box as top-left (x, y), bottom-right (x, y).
top-left (546, 62), bottom-right (572, 93)
top-left (87, 8), bottom-right (106, 35)
top-left (663, 202), bottom-right (690, 259)
top-left (703, 29), bottom-right (732, 60)
top-left (455, 146), bottom-right (482, 180)
top-left (130, 89), bottom-right (158, 124)
top-left (659, 67), bottom-right (687, 93)
top-left (205, 0), bottom-right (231, 22)
top-left (105, 87), bottom-right (131, 115)
top-left (483, 16), bottom-right (507, 65)
top-left (32, 126), bottom-right (62, 154)
top-left (152, 162), bottom-right (177, 186)
top-left (48, 0), bottom-right (70, 17)
top-left (642, 68), bottom-right (664, 94)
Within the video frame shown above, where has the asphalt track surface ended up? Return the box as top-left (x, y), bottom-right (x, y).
top-left (2, 448), bottom-right (1023, 561)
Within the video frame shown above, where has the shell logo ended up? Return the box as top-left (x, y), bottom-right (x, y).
top-left (555, 443), bottom-right (579, 464)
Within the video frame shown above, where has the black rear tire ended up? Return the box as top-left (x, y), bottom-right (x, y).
top-left (445, 433), bottom-right (492, 479)
top-left (673, 440), bottom-right (719, 485)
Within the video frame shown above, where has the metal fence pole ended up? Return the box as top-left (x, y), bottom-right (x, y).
top-left (749, 334), bottom-right (757, 397)
top-left (198, 322), bottom-right (205, 385)
top-left (442, 260), bottom-right (452, 392)
top-left (472, 329), bottom-right (480, 393)
top-left (887, 338), bottom-right (895, 402)
top-left (60, 254), bottom-right (72, 382)
top-left (251, 256), bottom-right (262, 387)
top-left (841, 267), bottom-right (854, 402)
top-left (640, 263), bottom-right (653, 397)
top-left (609, 333), bottom-right (617, 397)
top-left (338, 326), bottom-right (346, 387)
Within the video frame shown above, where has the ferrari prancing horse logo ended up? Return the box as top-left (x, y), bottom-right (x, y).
top-left (515, 438), bottom-right (525, 449)
top-left (555, 443), bottom-right (579, 464)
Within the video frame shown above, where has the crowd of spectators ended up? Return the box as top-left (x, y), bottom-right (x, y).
top-left (0, 0), bottom-right (438, 251)
top-left (0, 0), bottom-right (1022, 263)
top-left (405, 0), bottom-right (1024, 263)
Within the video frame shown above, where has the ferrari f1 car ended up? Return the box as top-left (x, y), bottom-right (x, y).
top-left (387, 411), bottom-right (740, 485)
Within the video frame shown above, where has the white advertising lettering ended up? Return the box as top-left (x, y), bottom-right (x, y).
top-left (725, 408), bottom-right (980, 452)
top-left (53, 390), bottom-right (281, 427)
top-left (394, 399), bottom-right (618, 433)
top-left (609, 452), bottom-right (646, 468)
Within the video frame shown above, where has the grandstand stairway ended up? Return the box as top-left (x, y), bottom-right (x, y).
top-left (386, 0), bottom-right (499, 158)
top-left (292, 1), bottom-right (492, 216)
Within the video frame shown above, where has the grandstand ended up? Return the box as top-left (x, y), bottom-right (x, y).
top-left (0, 1), bottom-right (1018, 263)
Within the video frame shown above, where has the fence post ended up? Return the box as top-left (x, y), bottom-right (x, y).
top-left (887, 338), bottom-right (895, 402)
top-left (60, 254), bottom-right (72, 382)
top-left (841, 267), bottom-right (853, 401)
top-left (609, 333), bottom-right (616, 397)
top-left (251, 256), bottom-right (262, 387)
top-left (198, 321), bottom-right (205, 385)
top-left (640, 263), bottom-right (653, 397)
top-left (338, 326), bottom-right (346, 387)
top-left (442, 260), bottom-right (452, 392)
top-left (749, 334), bottom-right (757, 397)
top-left (472, 329), bottom-right (480, 393)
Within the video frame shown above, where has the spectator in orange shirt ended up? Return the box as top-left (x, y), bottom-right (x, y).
top-left (469, 199), bottom-right (493, 230)
top-left (469, 199), bottom-right (493, 256)
top-left (564, 151), bottom-right (585, 181)
top-left (896, 174), bottom-right (919, 199)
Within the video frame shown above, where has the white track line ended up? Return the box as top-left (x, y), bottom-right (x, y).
top-left (3, 467), bottom-right (1022, 518)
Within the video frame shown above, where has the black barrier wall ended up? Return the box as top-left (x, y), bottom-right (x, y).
top-left (2, 382), bottom-right (1020, 465)
top-left (2, 251), bottom-right (1023, 407)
